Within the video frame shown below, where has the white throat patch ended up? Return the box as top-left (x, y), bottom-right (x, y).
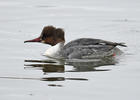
top-left (43, 42), bottom-right (64, 58)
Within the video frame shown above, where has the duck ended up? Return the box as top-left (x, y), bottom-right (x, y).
top-left (24, 26), bottom-right (126, 59)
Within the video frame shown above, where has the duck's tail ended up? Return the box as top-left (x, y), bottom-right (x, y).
top-left (116, 42), bottom-right (127, 47)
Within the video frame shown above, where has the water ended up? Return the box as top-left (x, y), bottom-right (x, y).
top-left (0, 0), bottom-right (140, 100)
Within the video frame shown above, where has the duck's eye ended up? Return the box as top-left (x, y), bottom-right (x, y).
top-left (41, 33), bottom-right (51, 40)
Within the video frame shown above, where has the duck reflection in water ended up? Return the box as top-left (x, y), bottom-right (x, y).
top-left (24, 56), bottom-right (118, 87)
top-left (25, 56), bottom-right (117, 75)
top-left (24, 59), bottom-right (90, 82)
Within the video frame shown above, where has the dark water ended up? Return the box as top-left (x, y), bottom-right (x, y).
top-left (0, 0), bottom-right (140, 100)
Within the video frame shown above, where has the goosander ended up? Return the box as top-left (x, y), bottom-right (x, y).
top-left (24, 26), bottom-right (126, 59)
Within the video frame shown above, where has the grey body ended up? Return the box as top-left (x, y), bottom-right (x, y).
top-left (61, 38), bottom-right (124, 59)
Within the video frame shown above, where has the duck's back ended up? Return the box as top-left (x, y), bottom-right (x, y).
top-left (62, 38), bottom-right (125, 59)
top-left (64, 38), bottom-right (126, 49)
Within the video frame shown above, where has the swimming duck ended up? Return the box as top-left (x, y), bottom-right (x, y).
top-left (24, 26), bottom-right (126, 59)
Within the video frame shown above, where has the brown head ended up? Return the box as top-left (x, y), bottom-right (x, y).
top-left (24, 26), bottom-right (65, 46)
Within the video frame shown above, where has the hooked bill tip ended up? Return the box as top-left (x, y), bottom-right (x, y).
top-left (24, 41), bottom-right (29, 43)
top-left (24, 41), bottom-right (27, 43)
top-left (24, 40), bottom-right (33, 43)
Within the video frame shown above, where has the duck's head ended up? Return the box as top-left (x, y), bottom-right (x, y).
top-left (24, 26), bottom-right (65, 46)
